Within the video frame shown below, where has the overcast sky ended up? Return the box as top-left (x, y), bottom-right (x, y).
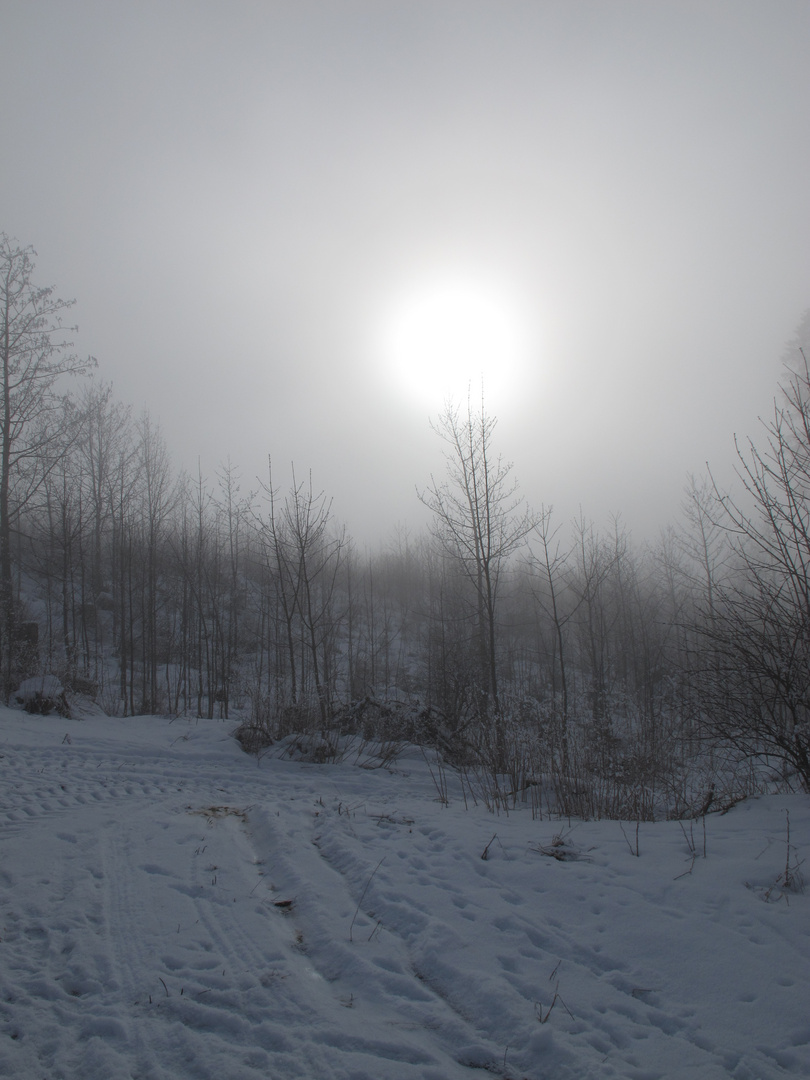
top-left (2, 1), bottom-right (809, 546)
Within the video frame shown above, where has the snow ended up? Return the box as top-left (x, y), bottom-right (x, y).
top-left (0, 710), bottom-right (807, 1080)
top-left (13, 676), bottom-right (64, 706)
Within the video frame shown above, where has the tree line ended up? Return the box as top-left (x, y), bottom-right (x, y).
top-left (2, 233), bottom-right (808, 815)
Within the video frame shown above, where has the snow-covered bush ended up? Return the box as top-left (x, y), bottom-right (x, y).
top-left (15, 675), bottom-right (69, 716)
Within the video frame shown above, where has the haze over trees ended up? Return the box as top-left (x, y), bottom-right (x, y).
top-left (1, 234), bottom-right (808, 815)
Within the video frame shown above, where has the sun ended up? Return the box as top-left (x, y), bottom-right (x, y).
top-left (379, 276), bottom-right (526, 409)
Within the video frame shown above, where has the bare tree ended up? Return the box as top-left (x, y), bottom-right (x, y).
top-left (530, 505), bottom-right (575, 764)
top-left (259, 464), bottom-right (346, 729)
top-left (134, 412), bottom-right (175, 712)
top-left (0, 235), bottom-right (94, 692)
top-left (681, 474), bottom-right (728, 628)
top-left (568, 513), bottom-right (616, 726)
top-left (701, 340), bottom-right (810, 790)
top-left (75, 381), bottom-right (132, 682)
top-left (419, 394), bottom-right (536, 756)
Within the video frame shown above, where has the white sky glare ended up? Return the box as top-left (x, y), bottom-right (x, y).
top-left (2, 0), bottom-right (809, 544)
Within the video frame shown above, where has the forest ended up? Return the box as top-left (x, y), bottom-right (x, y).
top-left (2, 233), bottom-right (809, 818)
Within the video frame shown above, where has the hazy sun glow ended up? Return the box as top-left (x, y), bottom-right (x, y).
top-left (380, 277), bottom-right (526, 408)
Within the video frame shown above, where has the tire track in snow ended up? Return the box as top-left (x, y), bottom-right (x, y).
top-left (237, 797), bottom-right (517, 1077)
top-left (0, 801), bottom-right (155, 1079)
top-left (94, 786), bottom-right (312, 1078)
top-left (268, 797), bottom-right (525, 1076)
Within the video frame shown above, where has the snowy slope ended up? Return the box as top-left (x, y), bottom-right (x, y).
top-left (0, 709), bottom-right (807, 1080)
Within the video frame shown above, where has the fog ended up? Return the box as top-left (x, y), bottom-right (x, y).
top-left (2, 0), bottom-right (808, 546)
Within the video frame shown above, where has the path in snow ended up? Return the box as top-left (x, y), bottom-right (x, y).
top-left (0, 711), bottom-right (808, 1079)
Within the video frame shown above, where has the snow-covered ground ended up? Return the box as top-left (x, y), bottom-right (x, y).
top-left (0, 710), bottom-right (807, 1080)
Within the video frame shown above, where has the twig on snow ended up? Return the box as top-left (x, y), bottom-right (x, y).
top-left (350, 857), bottom-right (386, 943)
